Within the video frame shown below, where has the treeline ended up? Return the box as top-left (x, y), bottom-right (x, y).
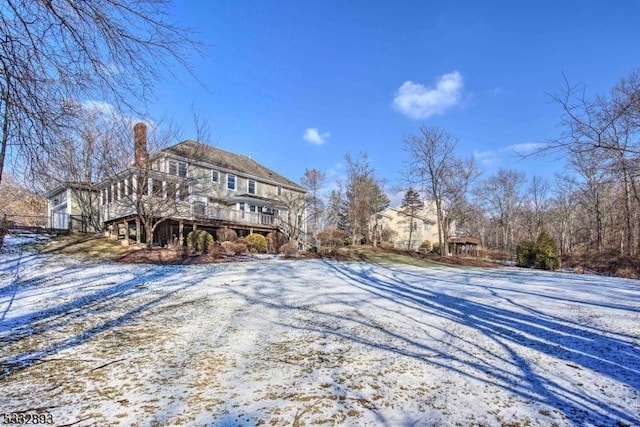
top-left (301, 69), bottom-right (640, 265)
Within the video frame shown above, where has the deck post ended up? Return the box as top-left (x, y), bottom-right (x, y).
top-left (135, 217), bottom-right (141, 244)
top-left (179, 221), bottom-right (184, 246)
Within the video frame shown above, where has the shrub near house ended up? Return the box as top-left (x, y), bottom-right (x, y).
top-left (186, 230), bottom-right (214, 253)
top-left (246, 233), bottom-right (267, 253)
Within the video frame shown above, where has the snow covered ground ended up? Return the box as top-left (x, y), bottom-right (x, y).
top-left (1, 234), bottom-right (639, 426)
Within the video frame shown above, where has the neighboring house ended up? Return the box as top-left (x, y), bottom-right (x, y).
top-left (372, 200), bottom-right (481, 255)
top-left (46, 182), bottom-right (100, 232)
top-left (372, 200), bottom-right (441, 250)
top-left (48, 123), bottom-right (308, 247)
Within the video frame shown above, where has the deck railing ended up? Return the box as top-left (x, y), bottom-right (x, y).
top-left (195, 205), bottom-right (279, 227)
top-left (101, 202), bottom-right (281, 228)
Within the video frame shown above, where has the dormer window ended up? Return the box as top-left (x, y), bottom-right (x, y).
top-left (248, 179), bottom-right (256, 195)
top-left (212, 170), bottom-right (220, 183)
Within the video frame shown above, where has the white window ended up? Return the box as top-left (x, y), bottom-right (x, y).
top-left (227, 174), bottom-right (236, 190)
top-left (169, 160), bottom-right (187, 177)
top-left (248, 179), bottom-right (256, 195)
top-left (277, 186), bottom-right (282, 196)
top-left (212, 170), bottom-right (220, 183)
top-left (53, 191), bottom-right (67, 206)
top-left (178, 162), bottom-right (187, 178)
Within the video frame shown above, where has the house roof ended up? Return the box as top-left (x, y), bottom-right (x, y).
top-left (45, 181), bottom-right (98, 198)
top-left (162, 140), bottom-right (305, 192)
top-left (448, 236), bottom-right (482, 246)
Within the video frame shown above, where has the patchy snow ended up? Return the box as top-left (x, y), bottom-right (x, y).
top-left (1, 234), bottom-right (639, 426)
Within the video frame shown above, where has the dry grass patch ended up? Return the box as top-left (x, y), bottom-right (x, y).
top-left (39, 233), bottom-right (127, 260)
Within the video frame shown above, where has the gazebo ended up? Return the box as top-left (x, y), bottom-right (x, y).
top-left (448, 236), bottom-right (482, 256)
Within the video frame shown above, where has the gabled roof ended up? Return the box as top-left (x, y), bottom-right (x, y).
top-left (45, 181), bottom-right (98, 198)
top-left (162, 140), bottom-right (305, 192)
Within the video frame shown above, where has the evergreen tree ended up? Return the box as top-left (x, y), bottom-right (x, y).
top-left (534, 230), bottom-right (561, 271)
top-left (400, 188), bottom-right (422, 249)
top-left (325, 187), bottom-right (347, 231)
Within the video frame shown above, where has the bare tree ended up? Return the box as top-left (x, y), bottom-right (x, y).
top-left (404, 126), bottom-right (458, 255)
top-left (441, 155), bottom-right (480, 241)
top-left (276, 189), bottom-right (307, 248)
top-left (473, 169), bottom-right (527, 254)
top-left (520, 176), bottom-right (550, 241)
top-left (95, 121), bottom-right (197, 249)
top-left (0, 0), bottom-right (199, 184)
top-left (548, 175), bottom-right (580, 256)
top-left (547, 71), bottom-right (640, 255)
top-left (344, 153), bottom-right (389, 245)
top-left (300, 168), bottom-right (326, 238)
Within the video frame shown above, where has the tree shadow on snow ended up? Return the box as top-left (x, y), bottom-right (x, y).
top-left (225, 259), bottom-right (640, 427)
top-left (0, 261), bottom-right (207, 378)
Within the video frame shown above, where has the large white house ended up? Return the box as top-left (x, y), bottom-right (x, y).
top-left (48, 123), bottom-right (308, 247)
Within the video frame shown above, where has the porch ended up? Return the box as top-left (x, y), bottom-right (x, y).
top-left (103, 202), bottom-right (284, 247)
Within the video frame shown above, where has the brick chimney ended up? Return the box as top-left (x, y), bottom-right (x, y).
top-left (133, 122), bottom-right (147, 167)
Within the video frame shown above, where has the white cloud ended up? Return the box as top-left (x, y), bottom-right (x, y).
top-left (81, 100), bottom-right (116, 115)
top-left (506, 142), bottom-right (547, 156)
top-left (473, 149), bottom-right (501, 166)
top-left (81, 99), bottom-right (154, 129)
top-left (474, 142), bottom-right (548, 167)
top-left (303, 128), bottom-right (330, 145)
top-left (393, 71), bottom-right (464, 120)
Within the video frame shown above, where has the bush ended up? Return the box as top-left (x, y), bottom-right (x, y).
top-left (516, 240), bottom-right (535, 267)
top-left (233, 243), bottom-right (248, 255)
top-left (534, 231), bottom-right (561, 271)
top-left (266, 231), bottom-right (287, 253)
top-left (516, 232), bottom-right (561, 271)
top-left (246, 233), bottom-right (267, 253)
top-left (380, 226), bottom-right (397, 245)
top-left (419, 240), bottom-right (432, 252)
top-left (201, 244), bottom-right (223, 260)
top-left (221, 241), bottom-right (236, 255)
top-left (216, 227), bottom-right (237, 242)
top-left (317, 228), bottom-right (346, 251)
top-left (279, 242), bottom-right (298, 256)
top-left (186, 230), bottom-right (214, 253)
top-left (431, 242), bottom-right (442, 255)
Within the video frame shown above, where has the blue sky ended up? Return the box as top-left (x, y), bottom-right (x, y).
top-left (149, 1), bottom-right (640, 203)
